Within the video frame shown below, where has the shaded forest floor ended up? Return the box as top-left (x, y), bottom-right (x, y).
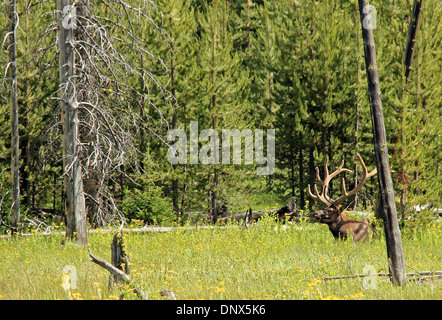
top-left (0, 215), bottom-right (440, 300)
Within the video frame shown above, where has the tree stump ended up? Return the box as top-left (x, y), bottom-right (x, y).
top-left (108, 231), bottom-right (130, 289)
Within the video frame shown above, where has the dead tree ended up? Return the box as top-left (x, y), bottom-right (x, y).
top-left (58, 0), bottom-right (88, 246)
top-left (71, 1), bottom-right (171, 227)
top-left (74, 0), bottom-right (101, 227)
top-left (89, 248), bottom-right (148, 300)
top-left (404, 0), bottom-right (423, 81)
top-left (52, 1), bottom-right (173, 229)
top-left (358, 0), bottom-right (407, 286)
top-left (8, 0), bottom-right (20, 233)
top-left (108, 231), bottom-right (130, 289)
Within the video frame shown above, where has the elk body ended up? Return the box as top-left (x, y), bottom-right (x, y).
top-left (308, 154), bottom-right (377, 241)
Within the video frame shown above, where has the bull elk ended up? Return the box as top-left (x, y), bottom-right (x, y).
top-left (308, 153), bottom-right (377, 241)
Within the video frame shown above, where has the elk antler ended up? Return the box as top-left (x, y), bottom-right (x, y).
top-left (308, 156), bottom-right (352, 207)
top-left (307, 153), bottom-right (377, 207)
top-left (333, 153), bottom-right (377, 207)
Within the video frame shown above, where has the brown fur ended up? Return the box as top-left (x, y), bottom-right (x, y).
top-left (312, 206), bottom-right (374, 241)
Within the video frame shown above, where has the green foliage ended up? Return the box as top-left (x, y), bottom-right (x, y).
top-left (0, 0), bottom-right (440, 228)
top-left (121, 186), bottom-right (174, 226)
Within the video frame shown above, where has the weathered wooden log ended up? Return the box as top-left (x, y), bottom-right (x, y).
top-left (217, 196), bottom-right (300, 224)
top-left (322, 271), bottom-right (442, 282)
top-left (217, 209), bottom-right (270, 224)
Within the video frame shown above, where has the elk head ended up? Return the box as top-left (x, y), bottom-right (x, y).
top-left (308, 153), bottom-right (377, 241)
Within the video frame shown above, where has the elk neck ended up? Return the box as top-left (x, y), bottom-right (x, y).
top-left (329, 211), bottom-right (349, 228)
top-left (327, 212), bottom-right (350, 239)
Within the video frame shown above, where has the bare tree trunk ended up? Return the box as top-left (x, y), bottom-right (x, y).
top-left (108, 231), bottom-right (130, 288)
top-left (9, 0), bottom-right (20, 233)
top-left (353, 4), bottom-right (361, 210)
top-left (308, 147), bottom-right (315, 211)
top-left (58, 0), bottom-right (88, 246)
top-left (358, 0), bottom-right (406, 286)
top-left (404, 0), bottom-right (423, 197)
top-left (354, 101), bottom-right (360, 209)
top-left (74, 0), bottom-right (102, 227)
top-left (404, 0), bottom-right (423, 81)
top-left (298, 142), bottom-right (305, 209)
top-left (211, 20), bottom-right (219, 223)
top-left (212, 116), bottom-right (219, 223)
top-left (89, 249), bottom-right (148, 300)
top-left (169, 22), bottom-right (179, 216)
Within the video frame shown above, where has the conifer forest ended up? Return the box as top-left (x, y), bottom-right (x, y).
top-left (0, 0), bottom-right (441, 235)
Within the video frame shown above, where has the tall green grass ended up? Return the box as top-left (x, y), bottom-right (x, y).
top-left (0, 216), bottom-right (440, 300)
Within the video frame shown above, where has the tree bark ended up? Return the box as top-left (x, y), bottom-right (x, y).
top-left (211, 13), bottom-right (219, 223)
top-left (169, 16), bottom-right (179, 216)
top-left (109, 231), bottom-right (130, 288)
top-left (298, 143), bottom-right (304, 209)
top-left (404, 0), bottom-right (423, 81)
top-left (353, 4), bottom-right (361, 210)
top-left (74, 0), bottom-right (103, 228)
top-left (9, 0), bottom-right (20, 233)
top-left (358, 0), bottom-right (406, 286)
top-left (58, 0), bottom-right (88, 246)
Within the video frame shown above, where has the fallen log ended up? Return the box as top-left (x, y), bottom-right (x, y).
top-left (216, 208), bottom-right (271, 224)
top-left (217, 196), bottom-right (300, 224)
top-left (321, 270), bottom-right (442, 282)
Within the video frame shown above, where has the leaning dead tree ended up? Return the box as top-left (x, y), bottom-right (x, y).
top-left (89, 230), bottom-right (178, 300)
top-left (404, 0), bottom-right (423, 81)
top-left (358, 0), bottom-right (407, 286)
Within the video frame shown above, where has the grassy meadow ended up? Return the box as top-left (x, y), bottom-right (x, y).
top-left (0, 214), bottom-right (441, 300)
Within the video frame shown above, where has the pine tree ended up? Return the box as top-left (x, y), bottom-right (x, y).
top-left (17, 2), bottom-right (59, 215)
top-left (194, 0), bottom-right (252, 219)
top-left (150, 0), bottom-right (199, 217)
top-left (269, 0), bottom-right (371, 209)
top-left (400, 0), bottom-right (441, 210)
